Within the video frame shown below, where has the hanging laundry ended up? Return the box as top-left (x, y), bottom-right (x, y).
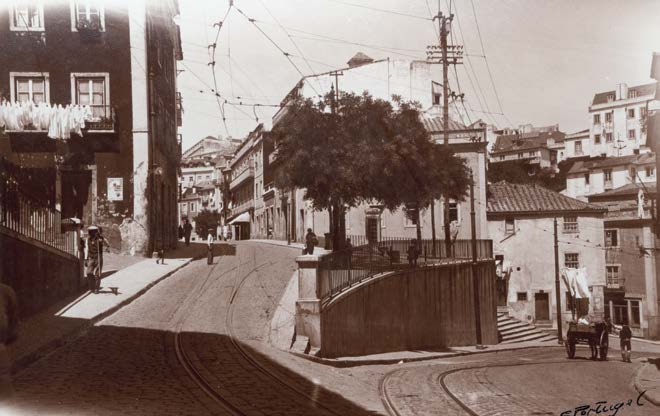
top-left (0, 100), bottom-right (95, 139)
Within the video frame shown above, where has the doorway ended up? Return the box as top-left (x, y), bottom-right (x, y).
top-left (61, 170), bottom-right (92, 224)
top-left (535, 292), bottom-right (550, 321)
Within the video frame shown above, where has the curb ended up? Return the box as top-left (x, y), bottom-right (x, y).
top-left (11, 258), bottom-right (193, 375)
top-left (289, 343), bottom-right (563, 368)
top-left (634, 361), bottom-right (660, 407)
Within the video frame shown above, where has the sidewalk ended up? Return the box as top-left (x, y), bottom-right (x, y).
top-left (250, 238), bottom-right (330, 255)
top-left (635, 359), bottom-right (660, 406)
top-left (9, 242), bottom-right (204, 373)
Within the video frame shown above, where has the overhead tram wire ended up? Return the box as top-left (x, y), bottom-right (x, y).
top-left (258, 0), bottom-right (325, 94)
top-left (234, 7), bottom-right (322, 99)
top-left (469, 0), bottom-right (515, 128)
top-left (207, 2), bottom-right (235, 136)
top-left (447, 0), bottom-right (500, 128)
top-left (323, 0), bottom-right (432, 21)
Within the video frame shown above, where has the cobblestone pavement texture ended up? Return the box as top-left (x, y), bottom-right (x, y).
top-left (4, 242), bottom-right (382, 415)
top-left (382, 347), bottom-right (660, 416)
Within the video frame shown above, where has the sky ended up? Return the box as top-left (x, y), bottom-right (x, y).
top-left (176, 0), bottom-right (660, 151)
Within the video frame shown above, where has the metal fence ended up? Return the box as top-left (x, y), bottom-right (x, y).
top-left (1, 168), bottom-right (77, 256)
top-left (319, 236), bottom-right (493, 301)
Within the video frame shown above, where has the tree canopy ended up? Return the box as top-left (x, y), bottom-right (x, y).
top-left (272, 90), bottom-right (471, 249)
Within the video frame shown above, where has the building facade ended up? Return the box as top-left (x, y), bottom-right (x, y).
top-left (487, 181), bottom-right (607, 328)
top-left (588, 184), bottom-right (660, 339)
top-left (0, 0), bottom-right (183, 255)
top-left (588, 82), bottom-right (654, 158)
top-left (489, 129), bottom-right (565, 171)
top-left (563, 129), bottom-right (590, 160)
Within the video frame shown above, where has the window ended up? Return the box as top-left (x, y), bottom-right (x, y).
top-left (605, 112), bottom-right (613, 122)
top-left (628, 90), bottom-right (638, 99)
top-left (563, 216), bottom-right (578, 233)
top-left (605, 132), bottom-right (613, 142)
top-left (584, 173), bottom-right (590, 185)
top-left (404, 208), bottom-right (418, 227)
top-left (628, 109), bottom-right (635, 118)
top-left (433, 93), bottom-right (441, 105)
top-left (528, 151), bottom-right (535, 157)
top-left (630, 300), bottom-right (641, 327)
top-left (206, 175), bottom-right (210, 180)
top-left (10, 2), bottom-right (44, 31)
top-left (505, 218), bottom-right (515, 234)
top-left (10, 73), bottom-right (49, 104)
top-left (73, 75), bottom-right (108, 119)
top-left (593, 114), bottom-right (601, 124)
top-left (188, 176), bottom-right (193, 182)
top-left (517, 292), bottom-right (527, 302)
top-left (604, 169), bottom-right (612, 182)
top-left (641, 107), bottom-right (648, 118)
top-left (594, 134), bottom-right (601, 144)
top-left (646, 166), bottom-right (654, 177)
top-left (517, 152), bottom-right (523, 159)
top-left (71, 0), bottom-right (105, 31)
top-left (499, 155), bottom-right (505, 161)
top-left (565, 253), bottom-right (579, 269)
top-left (605, 229), bottom-right (618, 247)
top-left (628, 129), bottom-right (636, 140)
top-left (607, 94), bottom-right (614, 102)
top-left (575, 140), bottom-right (582, 154)
top-left (449, 201), bottom-right (459, 222)
top-left (630, 167), bottom-right (637, 182)
top-left (190, 203), bottom-right (195, 212)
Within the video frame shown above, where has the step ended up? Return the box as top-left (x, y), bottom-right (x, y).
top-left (502, 328), bottom-right (548, 342)
top-left (501, 324), bottom-right (542, 337)
top-left (497, 316), bottom-right (515, 324)
top-left (501, 332), bottom-right (556, 344)
top-left (498, 321), bottom-right (530, 332)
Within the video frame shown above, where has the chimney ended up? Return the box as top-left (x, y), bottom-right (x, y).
top-left (616, 83), bottom-right (628, 101)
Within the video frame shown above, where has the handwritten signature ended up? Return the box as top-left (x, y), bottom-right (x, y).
top-left (559, 391), bottom-right (646, 416)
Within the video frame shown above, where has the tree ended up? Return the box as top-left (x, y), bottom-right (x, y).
top-left (194, 209), bottom-right (221, 239)
top-left (272, 91), bottom-right (470, 251)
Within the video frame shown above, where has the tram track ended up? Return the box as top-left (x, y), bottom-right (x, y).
top-left (171, 242), bottom-right (347, 416)
top-left (380, 348), bottom-right (567, 416)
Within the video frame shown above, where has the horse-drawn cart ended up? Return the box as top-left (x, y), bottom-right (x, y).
top-left (565, 321), bottom-right (608, 360)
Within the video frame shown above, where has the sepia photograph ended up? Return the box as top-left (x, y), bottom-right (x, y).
top-left (1, 0), bottom-right (660, 414)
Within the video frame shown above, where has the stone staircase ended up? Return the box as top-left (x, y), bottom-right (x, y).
top-left (498, 311), bottom-right (556, 344)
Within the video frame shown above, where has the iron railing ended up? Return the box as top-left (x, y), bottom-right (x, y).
top-left (1, 165), bottom-right (77, 256)
top-left (319, 236), bottom-right (493, 301)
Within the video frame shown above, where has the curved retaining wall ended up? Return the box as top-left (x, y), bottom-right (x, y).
top-left (319, 260), bottom-right (498, 358)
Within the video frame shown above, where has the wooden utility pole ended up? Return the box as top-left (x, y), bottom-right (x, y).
top-left (430, 5), bottom-right (461, 258)
top-left (469, 172), bottom-right (482, 347)
top-left (554, 217), bottom-right (563, 343)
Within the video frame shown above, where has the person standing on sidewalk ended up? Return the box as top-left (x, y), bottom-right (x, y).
top-left (0, 283), bottom-right (19, 399)
top-left (305, 228), bottom-right (318, 255)
top-left (619, 324), bottom-right (633, 362)
top-left (407, 239), bottom-right (419, 268)
top-left (207, 228), bottom-right (215, 265)
top-left (85, 225), bottom-right (102, 294)
top-left (183, 219), bottom-right (192, 246)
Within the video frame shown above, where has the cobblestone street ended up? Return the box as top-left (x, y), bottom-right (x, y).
top-left (4, 242), bottom-right (378, 415)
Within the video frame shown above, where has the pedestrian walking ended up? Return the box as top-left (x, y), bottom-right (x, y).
top-left (407, 239), bottom-right (419, 268)
top-left (0, 283), bottom-right (19, 399)
top-left (207, 228), bottom-right (214, 265)
top-left (619, 324), bottom-right (633, 362)
top-left (178, 223), bottom-right (184, 240)
top-left (183, 218), bottom-right (193, 246)
top-left (85, 225), bottom-right (102, 293)
top-left (267, 226), bottom-right (273, 239)
top-left (305, 228), bottom-right (318, 255)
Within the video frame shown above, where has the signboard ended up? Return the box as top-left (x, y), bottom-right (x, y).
top-left (107, 178), bottom-right (123, 201)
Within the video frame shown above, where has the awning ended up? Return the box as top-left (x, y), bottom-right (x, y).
top-left (228, 212), bottom-right (250, 224)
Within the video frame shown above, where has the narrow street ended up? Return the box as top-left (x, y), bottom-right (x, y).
top-left (5, 242), bottom-right (377, 416)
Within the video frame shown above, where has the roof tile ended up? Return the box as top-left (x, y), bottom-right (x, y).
top-left (487, 181), bottom-right (605, 214)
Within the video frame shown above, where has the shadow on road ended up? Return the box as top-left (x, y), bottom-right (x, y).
top-left (8, 325), bottom-right (378, 415)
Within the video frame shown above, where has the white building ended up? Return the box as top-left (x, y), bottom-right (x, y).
top-left (565, 153), bottom-right (656, 201)
top-left (563, 129), bottom-right (590, 160)
top-left (588, 83), bottom-right (654, 158)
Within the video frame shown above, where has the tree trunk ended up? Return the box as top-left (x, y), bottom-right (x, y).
top-left (415, 205), bottom-right (422, 252)
top-left (331, 200), bottom-right (346, 252)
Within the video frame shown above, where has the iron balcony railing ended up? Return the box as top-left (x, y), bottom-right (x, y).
top-left (318, 236), bottom-right (493, 301)
top-left (1, 166), bottom-right (77, 257)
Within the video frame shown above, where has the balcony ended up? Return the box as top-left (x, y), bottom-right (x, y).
top-left (268, 148), bottom-right (280, 165)
top-left (229, 198), bottom-right (255, 217)
top-left (230, 166), bottom-right (254, 190)
top-left (5, 105), bottom-right (117, 153)
top-left (606, 277), bottom-right (625, 290)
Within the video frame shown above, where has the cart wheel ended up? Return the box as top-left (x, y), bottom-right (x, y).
top-left (565, 340), bottom-right (576, 359)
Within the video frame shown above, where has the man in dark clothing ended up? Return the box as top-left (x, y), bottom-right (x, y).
top-left (620, 324), bottom-right (633, 362)
top-left (85, 226), bottom-right (102, 294)
top-left (407, 239), bottom-right (419, 268)
top-left (305, 228), bottom-right (318, 255)
top-left (183, 219), bottom-right (193, 246)
top-left (178, 224), bottom-right (184, 240)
